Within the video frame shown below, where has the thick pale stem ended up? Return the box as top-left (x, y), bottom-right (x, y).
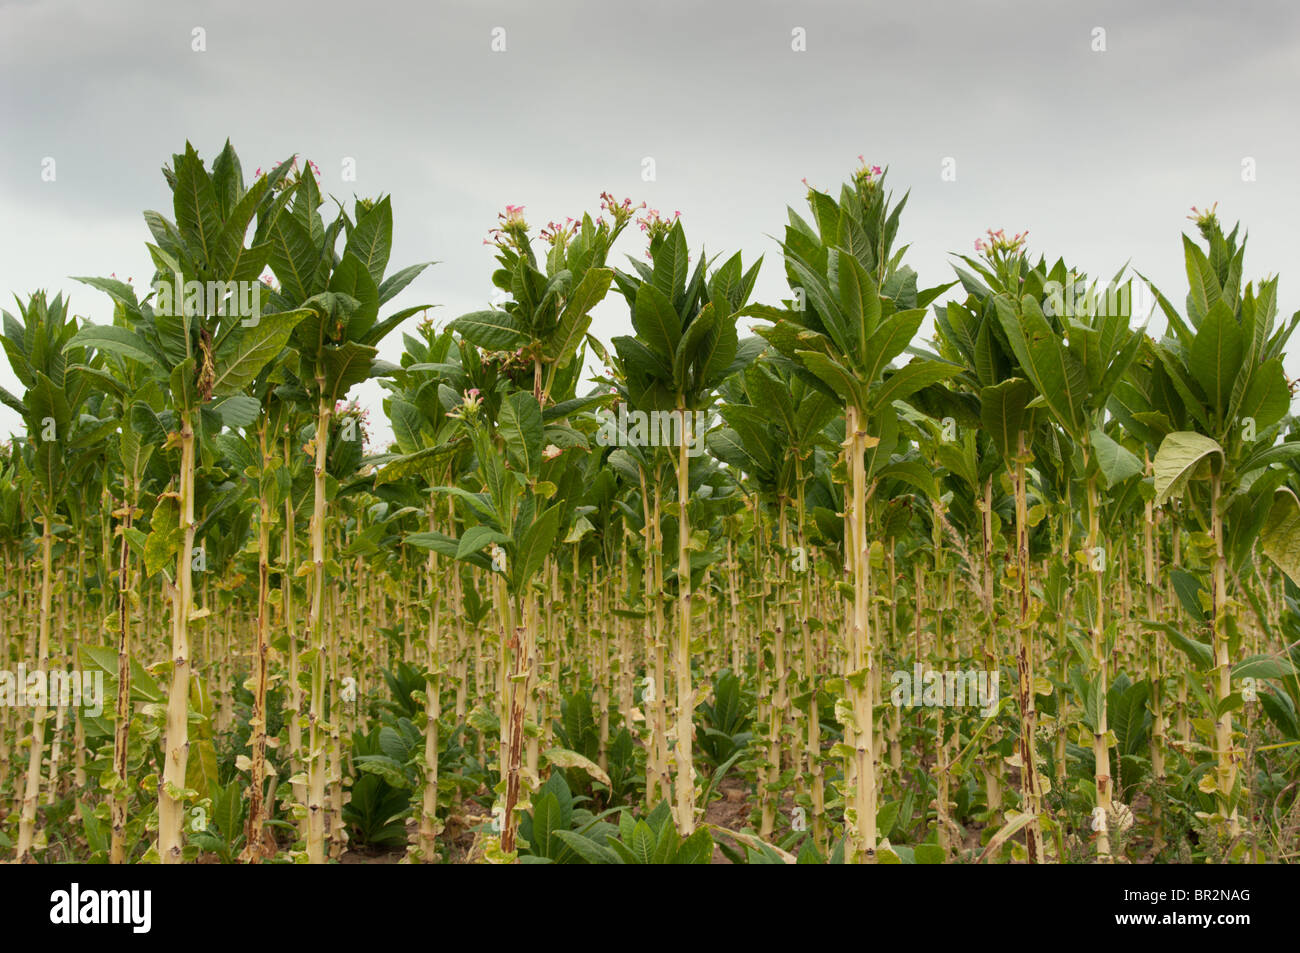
top-left (1086, 466), bottom-right (1113, 860)
top-left (305, 397), bottom-right (330, 864)
top-left (1209, 469), bottom-right (1237, 828)
top-left (674, 408), bottom-right (696, 834)
top-left (242, 421), bottom-right (274, 862)
top-left (159, 414), bottom-right (196, 863)
top-left (1013, 431), bottom-right (1044, 862)
top-left (15, 512), bottom-right (54, 862)
top-left (110, 479), bottom-right (134, 864)
top-left (845, 404), bottom-right (877, 863)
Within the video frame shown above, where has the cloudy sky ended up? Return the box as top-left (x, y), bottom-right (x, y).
top-left (2, 0), bottom-right (1298, 445)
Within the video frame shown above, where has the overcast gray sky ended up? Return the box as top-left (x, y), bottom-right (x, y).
top-left (3, 0), bottom-right (1299, 446)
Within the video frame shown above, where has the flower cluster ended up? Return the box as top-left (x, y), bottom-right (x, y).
top-left (974, 228), bottom-right (1029, 257)
top-left (485, 204), bottom-right (530, 251)
top-left (333, 399), bottom-right (371, 449)
top-left (1187, 202), bottom-right (1220, 240)
top-left (540, 217), bottom-right (579, 246)
top-left (600, 192), bottom-right (644, 231)
top-left (851, 155), bottom-right (884, 191)
top-left (447, 387), bottom-right (483, 420)
top-left (636, 207), bottom-right (680, 254)
top-left (254, 157), bottom-right (321, 190)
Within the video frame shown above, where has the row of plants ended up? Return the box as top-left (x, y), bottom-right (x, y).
top-left (1, 141), bottom-right (1298, 863)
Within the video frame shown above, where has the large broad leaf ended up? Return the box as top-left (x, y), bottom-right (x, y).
top-left (544, 268), bottom-right (612, 365)
top-left (1260, 487), bottom-right (1300, 586)
top-left (1143, 620), bottom-right (1212, 671)
top-left (73, 276), bottom-right (141, 316)
top-left (870, 358), bottom-right (959, 412)
top-left (212, 394), bottom-right (260, 429)
top-left (499, 391), bottom-right (544, 477)
top-left (512, 504), bottom-right (562, 591)
top-left (210, 310), bottom-right (308, 397)
top-left (631, 282), bottom-right (682, 362)
top-left (979, 378), bottom-right (1036, 462)
top-left (673, 304), bottom-right (717, 393)
top-left (1189, 299), bottom-right (1243, 420)
top-left (1234, 358), bottom-right (1290, 434)
top-left (211, 176), bottom-right (271, 282)
top-left (859, 308), bottom-right (924, 384)
top-left (330, 253), bottom-right (381, 339)
top-left (68, 325), bottom-right (165, 375)
top-left (1153, 431), bottom-right (1222, 504)
top-left (377, 262), bottom-right (431, 307)
top-left (1232, 653), bottom-right (1300, 680)
top-left (322, 341), bottom-right (380, 401)
top-left (456, 525), bottom-right (511, 560)
top-left (652, 221), bottom-right (689, 301)
top-left (172, 143), bottom-right (222, 268)
top-left (450, 310), bottom-right (530, 352)
top-left (1090, 428), bottom-right (1143, 488)
top-left (266, 211), bottom-right (319, 303)
top-left (344, 196), bottom-right (393, 285)
top-left (373, 441), bottom-right (464, 487)
top-left (388, 398), bottom-right (427, 454)
top-left (996, 294), bottom-right (1086, 436)
top-left (707, 427), bottom-right (762, 474)
top-left (1182, 234), bottom-right (1222, 326)
top-left (796, 350), bottom-right (863, 409)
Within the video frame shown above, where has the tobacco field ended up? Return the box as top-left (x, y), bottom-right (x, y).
top-left (1, 142), bottom-right (1298, 865)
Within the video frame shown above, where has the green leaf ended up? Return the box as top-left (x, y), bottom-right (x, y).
top-left (796, 350), bottom-right (862, 408)
top-left (913, 843), bottom-right (945, 864)
top-left (1260, 487), bottom-right (1300, 586)
top-left (996, 294), bottom-right (1085, 436)
top-left (513, 504), bottom-right (562, 591)
top-left (344, 196), bottom-right (393, 285)
top-left (552, 829), bottom-right (620, 864)
top-left (451, 310), bottom-right (529, 352)
top-left (321, 341), bottom-right (379, 401)
top-left (979, 378), bottom-right (1036, 462)
top-left (1231, 653), bottom-right (1300, 680)
top-left (1143, 620), bottom-right (1212, 671)
top-left (212, 394), bottom-right (261, 429)
top-left (456, 525), bottom-right (510, 560)
top-left (546, 268), bottom-right (612, 366)
top-left (674, 827), bottom-right (714, 864)
top-left (673, 304), bottom-right (717, 393)
top-left (377, 262), bottom-right (431, 306)
top-left (1153, 431), bottom-right (1223, 504)
top-left (373, 441), bottom-right (464, 487)
top-left (210, 310), bottom-right (308, 397)
top-left (1189, 300), bottom-right (1243, 420)
top-left (627, 820), bottom-right (656, 865)
top-left (173, 143), bottom-right (221, 267)
top-left (68, 325), bottom-right (164, 375)
top-left (871, 358), bottom-right (959, 411)
top-left (631, 282), bottom-right (682, 361)
top-left (1090, 428), bottom-right (1143, 488)
top-left (500, 391), bottom-right (544, 477)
